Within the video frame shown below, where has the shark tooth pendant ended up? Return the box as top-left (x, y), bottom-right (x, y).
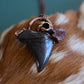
top-left (16, 30), bottom-right (54, 72)
top-left (15, 0), bottom-right (66, 72)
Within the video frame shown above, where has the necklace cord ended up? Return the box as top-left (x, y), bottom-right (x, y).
top-left (39, 0), bottom-right (45, 16)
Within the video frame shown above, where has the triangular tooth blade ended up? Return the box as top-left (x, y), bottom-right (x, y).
top-left (28, 35), bottom-right (54, 72)
top-left (16, 30), bottom-right (54, 72)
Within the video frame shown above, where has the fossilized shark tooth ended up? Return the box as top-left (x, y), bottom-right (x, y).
top-left (16, 30), bottom-right (54, 72)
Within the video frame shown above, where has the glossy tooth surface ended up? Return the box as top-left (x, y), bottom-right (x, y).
top-left (16, 30), bottom-right (54, 72)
